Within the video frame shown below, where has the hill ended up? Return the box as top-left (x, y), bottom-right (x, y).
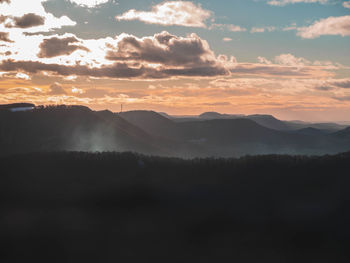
top-left (179, 112), bottom-right (295, 131)
top-left (119, 110), bottom-right (179, 139)
top-left (1, 151), bottom-right (350, 262)
top-left (0, 105), bottom-right (166, 156)
top-left (1, 104), bottom-right (350, 157)
top-left (332, 126), bottom-right (350, 140)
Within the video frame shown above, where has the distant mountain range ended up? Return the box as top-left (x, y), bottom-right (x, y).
top-left (170, 111), bottom-right (348, 132)
top-left (1, 103), bottom-right (350, 157)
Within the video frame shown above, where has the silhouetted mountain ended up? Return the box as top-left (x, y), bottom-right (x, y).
top-left (1, 104), bottom-right (350, 157)
top-left (246, 114), bottom-right (290, 131)
top-left (178, 112), bottom-right (292, 131)
top-left (117, 110), bottom-right (350, 156)
top-left (332, 126), bottom-right (350, 140)
top-left (119, 110), bottom-right (179, 139)
top-left (286, 121), bottom-right (347, 132)
top-left (173, 112), bottom-right (347, 132)
top-left (0, 105), bottom-right (168, 156)
top-left (199, 112), bottom-right (244, 119)
top-left (158, 112), bottom-right (174, 119)
top-left (176, 118), bottom-right (346, 156)
top-left (293, 127), bottom-right (329, 136)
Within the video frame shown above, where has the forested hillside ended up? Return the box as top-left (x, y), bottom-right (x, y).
top-left (1, 152), bottom-right (350, 262)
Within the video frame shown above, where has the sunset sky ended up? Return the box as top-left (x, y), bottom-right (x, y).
top-left (0, 0), bottom-right (349, 121)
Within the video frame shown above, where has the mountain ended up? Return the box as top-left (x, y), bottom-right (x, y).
top-left (332, 127), bottom-right (350, 140)
top-left (178, 112), bottom-right (291, 131)
top-left (118, 110), bottom-right (350, 156)
top-left (176, 119), bottom-right (345, 156)
top-left (246, 114), bottom-right (290, 131)
top-left (174, 112), bottom-right (347, 132)
top-left (294, 127), bottom-right (329, 136)
top-left (199, 112), bottom-right (244, 119)
top-left (1, 104), bottom-right (350, 157)
top-left (286, 121), bottom-right (347, 132)
top-left (0, 105), bottom-right (169, 156)
top-left (158, 112), bottom-right (174, 119)
top-left (119, 110), bottom-right (179, 139)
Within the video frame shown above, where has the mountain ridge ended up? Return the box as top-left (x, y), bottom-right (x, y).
top-left (1, 103), bottom-right (350, 157)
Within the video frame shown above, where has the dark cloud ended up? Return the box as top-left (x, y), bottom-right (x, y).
top-left (0, 59), bottom-right (228, 79)
top-left (333, 96), bottom-right (350, 101)
top-left (316, 80), bottom-right (350, 91)
top-left (6, 13), bottom-right (45, 28)
top-left (316, 85), bottom-right (333, 91)
top-left (0, 59), bottom-right (150, 79)
top-left (38, 36), bottom-right (90, 58)
top-left (49, 83), bottom-right (66, 95)
top-left (106, 31), bottom-right (221, 68)
top-left (332, 80), bottom-right (350, 89)
top-left (0, 15), bottom-right (7, 24)
top-left (162, 66), bottom-right (227, 77)
top-left (0, 32), bottom-right (13, 42)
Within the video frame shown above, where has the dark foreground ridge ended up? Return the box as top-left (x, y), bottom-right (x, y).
top-left (1, 151), bottom-right (350, 262)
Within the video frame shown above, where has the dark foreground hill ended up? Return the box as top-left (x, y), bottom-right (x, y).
top-left (1, 152), bottom-right (350, 263)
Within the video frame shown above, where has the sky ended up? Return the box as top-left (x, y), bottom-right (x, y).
top-left (0, 0), bottom-right (350, 122)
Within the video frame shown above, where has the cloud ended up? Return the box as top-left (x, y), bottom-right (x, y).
top-left (223, 37), bottom-right (232, 42)
top-left (0, 31), bottom-right (233, 79)
top-left (259, 53), bottom-right (343, 70)
top-left (230, 53), bottom-right (342, 78)
top-left (210, 23), bottom-right (247, 32)
top-left (71, 86), bottom-right (84, 94)
top-left (115, 1), bottom-right (212, 28)
top-left (251, 27), bottom-right (265, 33)
top-left (267, 0), bottom-right (328, 6)
top-left (250, 26), bottom-right (276, 33)
top-left (202, 102), bottom-right (232, 106)
top-left (0, 59), bottom-right (150, 79)
top-left (344, 1), bottom-right (350, 8)
top-left (230, 64), bottom-right (314, 77)
top-left (105, 31), bottom-right (225, 69)
top-left (6, 13), bottom-right (45, 28)
top-left (315, 85), bottom-right (334, 91)
top-left (0, 28), bottom-right (341, 80)
top-left (0, 0), bottom-right (76, 33)
top-left (331, 79), bottom-right (350, 89)
top-left (297, 16), bottom-right (350, 39)
top-left (38, 36), bottom-right (89, 58)
top-left (333, 96), bottom-right (350, 101)
top-left (314, 79), bottom-right (350, 91)
top-left (0, 32), bottom-right (12, 42)
top-left (274, 53), bottom-right (310, 67)
top-left (68, 0), bottom-right (109, 8)
top-left (15, 72), bottom-right (30, 80)
top-left (103, 31), bottom-right (236, 77)
top-left (257, 56), bottom-right (273, 64)
top-left (227, 25), bottom-right (247, 32)
top-left (49, 82), bottom-right (66, 95)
